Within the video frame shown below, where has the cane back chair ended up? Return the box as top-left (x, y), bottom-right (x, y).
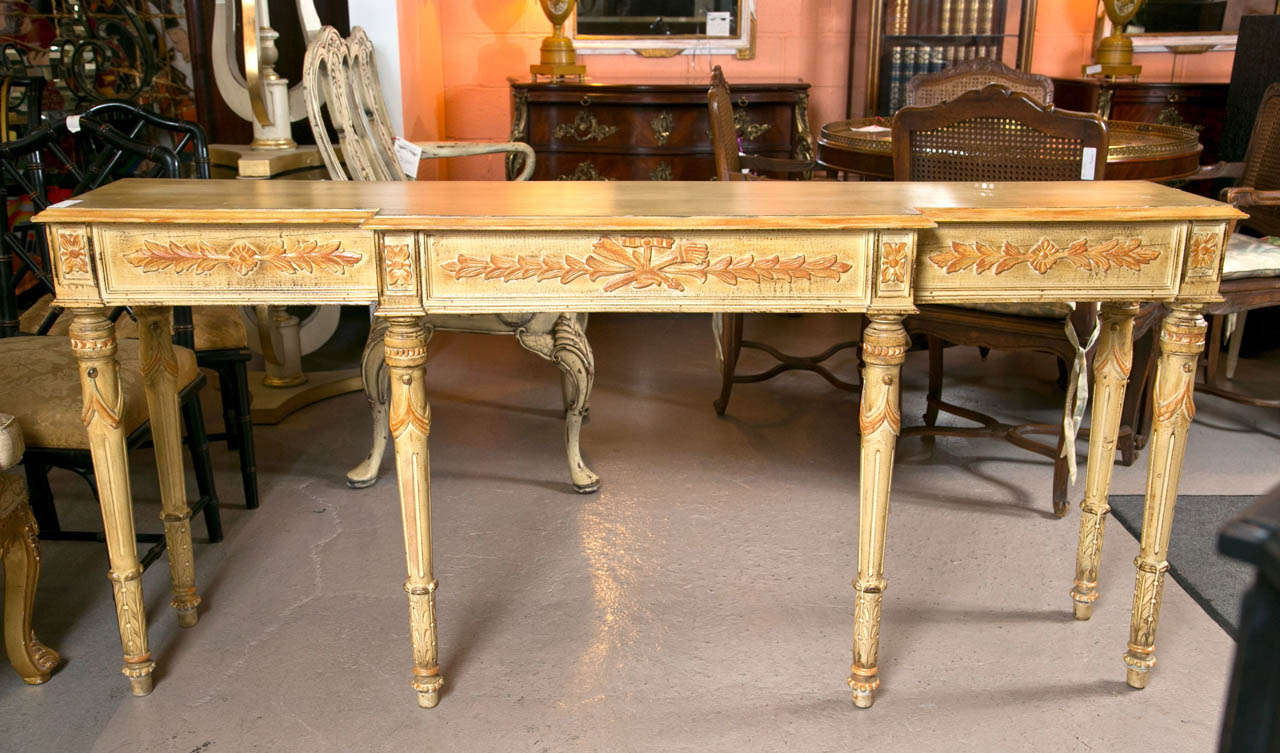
top-left (893, 84), bottom-right (1113, 517)
top-left (707, 66), bottom-right (845, 416)
top-left (905, 58), bottom-right (1054, 109)
top-left (0, 116), bottom-right (222, 561)
top-left (1200, 81), bottom-right (1280, 407)
top-left (303, 26), bottom-right (598, 493)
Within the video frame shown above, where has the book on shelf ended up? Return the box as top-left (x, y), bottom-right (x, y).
top-left (979, 0), bottom-right (995, 35)
top-left (930, 45), bottom-right (944, 73)
top-left (888, 45), bottom-right (903, 114)
top-left (940, 0), bottom-right (953, 34)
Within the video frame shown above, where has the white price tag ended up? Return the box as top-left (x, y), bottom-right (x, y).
top-left (393, 137), bottom-right (422, 179)
top-left (66, 114), bottom-right (82, 133)
top-left (706, 11), bottom-right (731, 37)
top-left (1084, 63), bottom-right (1102, 75)
top-left (49, 199), bottom-right (82, 208)
top-left (1080, 147), bottom-right (1097, 180)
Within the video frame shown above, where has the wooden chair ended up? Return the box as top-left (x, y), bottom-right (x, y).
top-left (1199, 82), bottom-right (1280, 407)
top-left (22, 100), bottom-right (260, 511)
top-left (0, 413), bottom-right (59, 684)
top-left (893, 84), bottom-right (1112, 517)
top-left (707, 66), bottom-right (844, 416)
top-left (303, 26), bottom-right (599, 493)
top-left (0, 118), bottom-right (223, 554)
top-left (905, 58), bottom-right (1054, 108)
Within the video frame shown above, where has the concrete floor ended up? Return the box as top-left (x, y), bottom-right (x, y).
top-left (2, 313), bottom-right (1278, 752)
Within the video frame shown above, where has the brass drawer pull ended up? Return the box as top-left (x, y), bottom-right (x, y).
top-left (580, 95), bottom-right (592, 107)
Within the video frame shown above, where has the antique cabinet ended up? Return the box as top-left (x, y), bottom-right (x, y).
top-left (858, 0), bottom-right (1038, 117)
top-left (1051, 78), bottom-right (1230, 164)
top-left (507, 81), bottom-right (813, 181)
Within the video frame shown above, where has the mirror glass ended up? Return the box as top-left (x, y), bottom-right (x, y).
top-left (1124, 0), bottom-right (1275, 33)
top-left (575, 0), bottom-right (741, 37)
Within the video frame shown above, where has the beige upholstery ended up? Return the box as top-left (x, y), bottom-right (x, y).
top-left (0, 337), bottom-right (200, 449)
top-left (19, 297), bottom-right (248, 351)
top-left (1223, 233), bottom-right (1280, 280)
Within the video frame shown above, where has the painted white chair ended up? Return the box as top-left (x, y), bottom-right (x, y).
top-left (302, 26), bottom-right (598, 492)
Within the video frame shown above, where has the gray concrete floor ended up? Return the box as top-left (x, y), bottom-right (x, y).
top-left (2, 313), bottom-right (1278, 752)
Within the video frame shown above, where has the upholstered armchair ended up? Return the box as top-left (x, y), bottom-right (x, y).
top-left (303, 26), bottom-right (598, 493)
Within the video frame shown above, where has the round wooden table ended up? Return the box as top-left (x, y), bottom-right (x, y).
top-left (817, 118), bottom-right (1203, 183)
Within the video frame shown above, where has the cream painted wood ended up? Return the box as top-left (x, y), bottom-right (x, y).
top-left (35, 178), bottom-right (1243, 707)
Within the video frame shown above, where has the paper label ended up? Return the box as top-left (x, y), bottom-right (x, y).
top-left (1084, 63), bottom-right (1102, 75)
top-left (706, 11), bottom-right (731, 37)
top-left (49, 198), bottom-right (82, 208)
top-left (1080, 147), bottom-right (1097, 180)
top-left (393, 137), bottom-right (422, 179)
top-left (66, 114), bottom-right (82, 133)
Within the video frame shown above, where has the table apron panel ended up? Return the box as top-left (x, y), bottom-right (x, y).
top-left (421, 230), bottom-right (876, 313)
top-left (913, 221), bottom-right (1185, 303)
top-left (91, 224), bottom-right (379, 304)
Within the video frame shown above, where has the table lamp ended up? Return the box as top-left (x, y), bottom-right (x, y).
top-left (1087, 0), bottom-right (1144, 77)
top-left (531, 0), bottom-right (586, 81)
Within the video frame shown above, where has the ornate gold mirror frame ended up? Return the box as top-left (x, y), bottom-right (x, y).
top-left (571, 0), bottom-right (756, 59)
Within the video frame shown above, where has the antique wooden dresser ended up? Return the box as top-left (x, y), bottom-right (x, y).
top-left (507, 80), bottom-right (814, 181)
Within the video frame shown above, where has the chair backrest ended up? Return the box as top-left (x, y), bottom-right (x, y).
top-left (0, 117), bottom-right (181, 336)
top-left (2, 76), bottom-right (45, 142)
top-left (1238, 82), bottom-right (1280, 235)
top-left (905, 59), bottom-right (1054, 108)
top-left (303, 25), bottom-right (401, 182)
top-left (79, 100), bottom-right (211, 181)
top-left (892, 84), bottom-right (1108, 182)
top-left (707, 65), bottom-right (746, 182)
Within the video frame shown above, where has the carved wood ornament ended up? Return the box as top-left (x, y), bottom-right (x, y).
top-left (441, 236), bottom-right (852, 292)
top-left (124, 239), bottom-right (362, 277)
top-left (929, 237), bottom-right (1158, 276)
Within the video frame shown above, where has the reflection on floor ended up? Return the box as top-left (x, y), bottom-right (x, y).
top-left (2, 313), bottom-right (1277, 752)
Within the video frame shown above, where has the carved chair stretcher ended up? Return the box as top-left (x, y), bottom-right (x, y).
top-left (35, 178), bottom-right (1241, 709)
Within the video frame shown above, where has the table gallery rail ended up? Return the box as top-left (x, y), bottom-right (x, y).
top-left (34, 178), bottom-right (1242, 709)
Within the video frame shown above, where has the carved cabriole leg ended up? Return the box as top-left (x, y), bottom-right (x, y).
top-left (136, 307), bottom-right (201, 628)
top-left (69, 309), bottom-right (155, 695)
top-left (1071, 302), bottom-right (1138, 620)
top-left (384, 317), bottom-right (444, 709)
top-left (347, 317), bottom-right (393, 489)
top-left (1123, 304), bottom-right (1205, 689)
top-left (516, 314), bottom-right (600, 493)
top-left (849, 313), bottom-right (907, 709)
top-left (1, 477), bottom-right (60, 683)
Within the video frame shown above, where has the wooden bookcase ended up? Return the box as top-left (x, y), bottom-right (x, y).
top-left (860, 0), bottom-right (1038, 117)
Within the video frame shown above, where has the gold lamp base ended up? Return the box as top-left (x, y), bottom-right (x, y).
top-left (531, 0), bottom-right (585, 82)
top-left (1085, 32), bottom-right (1142, 77)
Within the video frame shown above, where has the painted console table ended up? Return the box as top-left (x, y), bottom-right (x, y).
top-left (35, 179), bottom-right (1242, 709)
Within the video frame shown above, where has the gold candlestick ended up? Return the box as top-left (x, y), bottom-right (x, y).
top-left (531, 0), bottom-right (586, 81)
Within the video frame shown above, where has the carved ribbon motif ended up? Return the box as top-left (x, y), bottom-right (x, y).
top-left (441, 236), bottom-right (852, 292)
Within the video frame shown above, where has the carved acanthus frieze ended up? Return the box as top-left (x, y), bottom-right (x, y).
top-left (440, 236), bottom-right (853, 292)
top-left (124, 239), bottom-right (362, 277)
top-left (929, 237), bottom-right (1157, 276)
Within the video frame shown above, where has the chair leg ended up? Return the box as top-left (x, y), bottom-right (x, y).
top-left (22, 462), bottom-right (59, 536)
top-left (1225, 311), bottom-right (1247, 380)
top-left (181, 395), bottom-right (223, 543)
top-left (924, 336), bottom-right (943, 427)
top-left (1052, 426), bottom-right (1070, 518)
top-left (1205, 314), bottom-right (1225, 384)
top-left (347, 319), bottom-right (392, 489)
top-left (713, 313), bottom-right (744, 416)
top-left (215, 363), bottom-right (240, 452)
top-left (516, 314), bottom-right (600, 493)
top-left (0, 487), bottom-right (60, 684)
top-left (228, 361), bottom-right (259, 509)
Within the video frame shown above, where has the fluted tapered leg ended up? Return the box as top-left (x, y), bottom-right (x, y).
top-left (384, 317), bottom-right (444, 708)
top-left (1071, 302), bottom-right (1138, 620)
top-left (70, 309), bottom-right (155, 695)
top-left (136, 307), bottom-right (200, 628)
top-left (1123, 304), bottom-right (1205, 689)
top-left (849, 314), bottom-right (907, 709)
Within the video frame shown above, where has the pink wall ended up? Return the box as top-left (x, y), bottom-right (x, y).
top-left (398, 1), bottom-right (1237, 181)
